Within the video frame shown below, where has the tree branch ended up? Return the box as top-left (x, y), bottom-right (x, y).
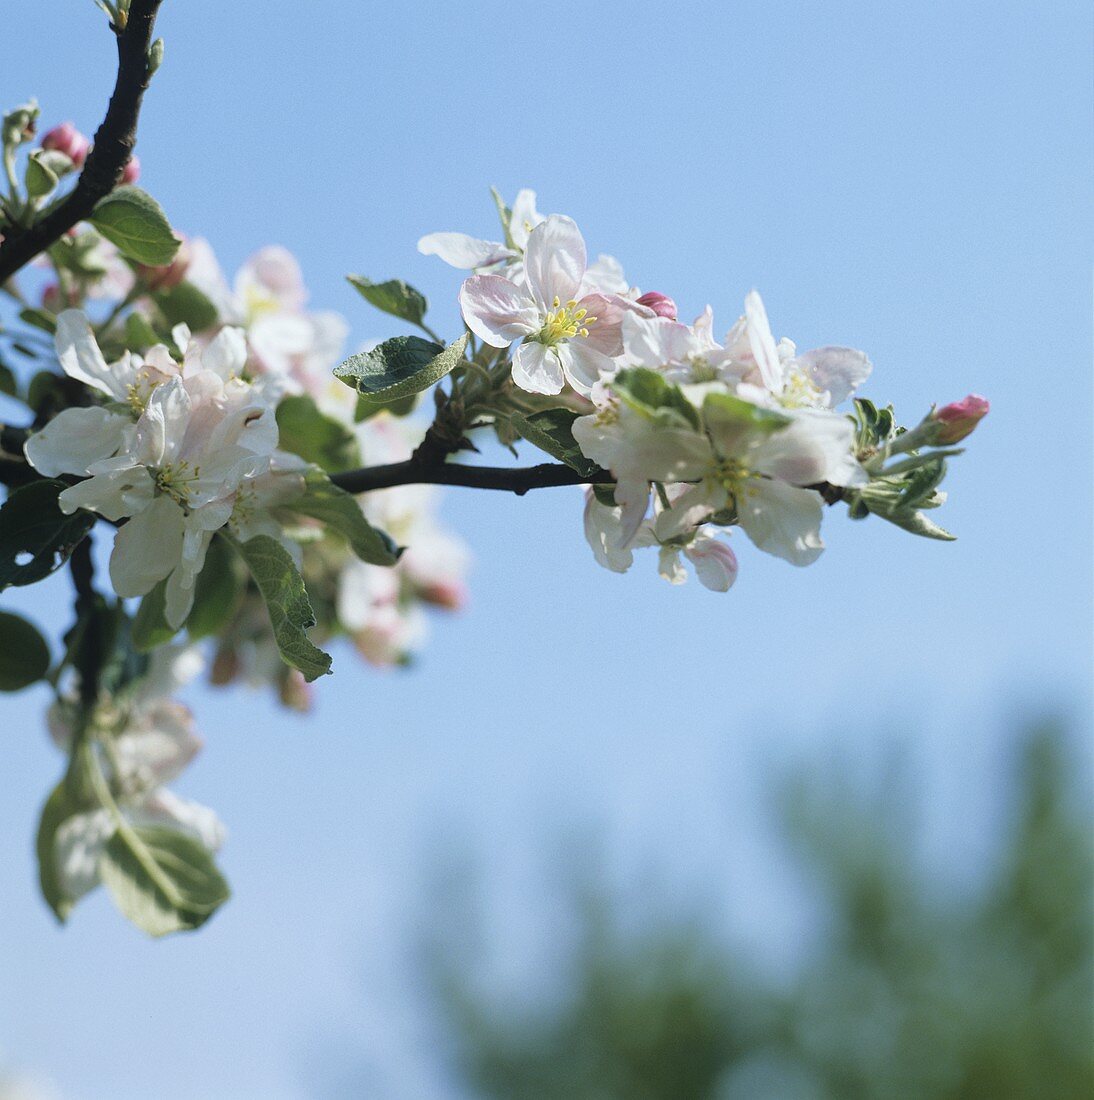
top-left (0, 0), bottom-right (164, 284)
top-left (330, 458), bottom-right (611, 496)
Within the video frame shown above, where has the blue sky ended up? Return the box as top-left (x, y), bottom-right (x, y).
top-left (1, 2), bottom-right (1091, 1097)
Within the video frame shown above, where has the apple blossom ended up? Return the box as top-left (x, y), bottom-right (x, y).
top-left (459, 214), bottom-right (647, 395)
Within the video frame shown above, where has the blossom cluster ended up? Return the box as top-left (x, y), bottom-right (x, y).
top-left (426, 192), bottom-right (986, 589)
top-left (0, 110), bottom-right (984, 937)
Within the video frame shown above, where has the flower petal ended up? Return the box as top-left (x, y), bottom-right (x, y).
top-left (512, 342), bottom-right (565, 395)
top-left (684, 535), bottom-right (739, 591)
top-left (24, 406), bottom-right (132, 477)
top-left (737, 479), bottom-right (824, 566)
top-left (458, 274), bottom-right (539, 348)
top-left (744, 290), bottom-right (783, 393)
top-left (109, 495), bottom-right (185, 597)
top-left (796, 346), bottom-right (873, 407)
top-left (418, 232), bottom-right (514, 270)
top-left (54, 310), bottom-right (124, 399)
top-left (523, 214), bottom-right (585, 309)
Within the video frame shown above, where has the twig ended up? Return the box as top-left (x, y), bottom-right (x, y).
top-left (331, 458), bottom-right (610, 496)
top-left (0, 0), bottom-right (165, 284)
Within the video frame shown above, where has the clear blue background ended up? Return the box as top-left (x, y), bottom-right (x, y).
top-left (1, 1), bottom-right (1090, 1096)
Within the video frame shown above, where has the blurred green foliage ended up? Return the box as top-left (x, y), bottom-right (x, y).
top-left (425, 722), bottom-right (1093, 1100)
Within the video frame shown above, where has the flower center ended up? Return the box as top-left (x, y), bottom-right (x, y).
top-left (779, 368), bottom-right (823, 409)
top-left (537, 297), bottom-right (596, 347)
top-left (154, 460), bottom-right (199, 506)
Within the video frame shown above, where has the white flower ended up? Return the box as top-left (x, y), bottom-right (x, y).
top-left (25, 313), bottom-right (300, 627)
top-left (717, 290), bottom-right (872, 410)
top-left (459, 215), bottom-right (645, 396)
top-left (575, 377), bottom-right (865, 566)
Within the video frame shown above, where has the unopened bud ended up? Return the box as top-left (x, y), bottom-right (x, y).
top-left (636, 291), bottom-right (678, 321)
top-left (41, 121), bottom-right (89, 167)
top-left (932, 394), bottom-right (989, 443)
top-left (418, 580), bottom-right (467, 611)
top-left (136, 235), bottom-right (191, 290)
top-left (121, 154), bottom-right (140, 185)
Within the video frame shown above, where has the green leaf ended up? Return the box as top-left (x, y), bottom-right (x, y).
top-left (100, 824), bottom-right (230, 937)
top-left (0, 480), bottom-right (96, 590)
top-left (131, 580), bottom-right (176, 652)
top-left (0, 610), bottom-right (51, 690)
top-left (882, 509), bottom-right (957, 541)
top-left (510, 409), bottom-right (601, 477)
top-left (227, 534), bottom-right (332, 681)
top-left (89, 185), bottom-right (181, 266)
top-left (185, 536), bottom-right (242, 640)
top-left (18, 307), bottom-right (57, 334)
top-left (283, 469), bottom-right (399, 566)
top-left (36, 780), bottom-right (83, 922)
top-left (354, 391), bottom-right (418, 422)
top-left (335, 333), bottom-right (468, 403)
top-left (347, 276), bottom-right (428, 328)
top-left (0, 361), bottom-right (17, 397)
top-left (613, 367), bottom-right (702, 430)
top-left (275, 394), bottom-right (360, 473)
top-left (701, 390), bottom-right (790, 452)
top-left (154, 281), bottom-right (219, 332)
top-left (123, 310), bottom-right (161, 352)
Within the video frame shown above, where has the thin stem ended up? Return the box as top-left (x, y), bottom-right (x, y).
top-left (0, 0), bottom-right (165, 284)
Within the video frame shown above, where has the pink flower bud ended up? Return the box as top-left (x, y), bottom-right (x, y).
top-left (635, 291), bottom-right (678, 320)
top-left (418, 579), bottom-right (467, 611)
top-left (41, 121), bottom-right (90, 167)
top-left (136, 235), bottom-right (191, 290)
top-left (121, 154), bottom-right (140, 185)
top-left (932, 394), bottom-right (989, 443)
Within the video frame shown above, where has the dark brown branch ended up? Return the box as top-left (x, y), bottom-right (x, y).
top-left (0, 0), bottom-right (164, 284)
top-left (331, 459), bottom-right (611, 496)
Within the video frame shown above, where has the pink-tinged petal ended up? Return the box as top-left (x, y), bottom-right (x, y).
top-left (577, 293), bottom-right (644, 357)
top-left (135, 376), bottom-right (190, 467)
top-left (109, 495), bottom-right (186, 597)
top-left (753, 410), bottom-right (865, 488)
top-left (796, 346), bottom-right (873, 407)
top-left (684, 536), bottom-right (738, 592)
top-left (744, 290), bottom-right (783, 393)
top-left (635, 291), bottom-right (678, 320)
top-left (459, 275), bottom-right (539, 348)
top-left (612, 477), bottom-right (653, 548)
top-left (512, 342), bottom-right (565, 395)
top-left (523, 215), bottom-right (585, 309)
top-left (418, 232), bottom-right (514, 270)
top-left (558, 340), bottom-right (615, 395)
